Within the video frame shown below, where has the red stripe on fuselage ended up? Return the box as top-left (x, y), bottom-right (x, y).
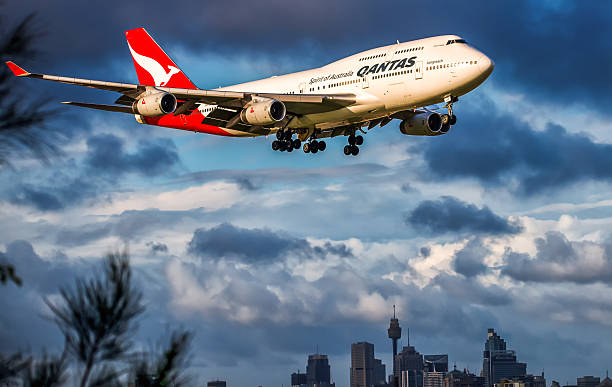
top-left (143, 111), bottom-right (236, 136)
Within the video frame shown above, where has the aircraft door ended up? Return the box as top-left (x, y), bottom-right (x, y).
top-left (299, 82), bottom-right (306, 94)
top-left (362, 74), bottom-right (370, 89)
top-left (415, 61), bottom-right (423, 80)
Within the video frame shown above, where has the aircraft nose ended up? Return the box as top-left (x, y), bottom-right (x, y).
top-left (478, 54), bottom-right (494, 75)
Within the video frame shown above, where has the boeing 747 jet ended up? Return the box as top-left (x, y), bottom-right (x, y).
top-left (6, 28), bottom-right (494, 156)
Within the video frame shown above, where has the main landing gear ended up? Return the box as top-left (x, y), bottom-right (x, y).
top-left (343, 133), bottom-right (363, 156)
top-left (303, 137), bottom-right (326, 154)
top-left (272, 129), bottom-right (301, 152)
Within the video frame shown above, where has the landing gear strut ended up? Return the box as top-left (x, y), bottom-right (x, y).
top-left (272, 129), bottom-right (301, 152)
top-left (344, 133), bottom-right (363, 156)
top-left (444, 95), bottom-right (458, 126)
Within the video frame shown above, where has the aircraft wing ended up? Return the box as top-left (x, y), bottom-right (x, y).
top-left (5, 61), bottom-right (356, 115)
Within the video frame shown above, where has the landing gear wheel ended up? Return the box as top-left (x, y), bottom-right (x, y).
top-left (303, 142), bottom-right (311, 153)
top-left (311, 140), bottom-right (319, 151)
top-left (441, 114), bottom-right (450, 126)
top-left (450, 114), bottom-right (457, 126)
top-left (348, 134), bottom-right (356, 146)
top-left (293, 139), bottom-right (301, 149)
top-left (276, 130), bottom-right (284, 140)
top-left (272, 140), bottom-right (280, 151)
top-left (344, 145), bottom-right (352, 155)
top-left (287, 143), bottom-right (293, 152)
top-left (355, 135), bottom-right (363, 146)
top-left (318, 141), bottom-right (326, 151)
top-left (311, 145), bottom-right (319, 154)
top-left (351, 145), bottom-right (359, 156)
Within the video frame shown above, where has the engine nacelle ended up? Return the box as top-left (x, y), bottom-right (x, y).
top-left (240, 97), bottom-right (286, 125)
top-left (132, 92), bottom-right (177, 117)
top-left (399, 112), bottom-right (444, 136)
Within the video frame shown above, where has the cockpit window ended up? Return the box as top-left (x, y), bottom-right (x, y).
top-left (446, 39), bottom-right (468, 45)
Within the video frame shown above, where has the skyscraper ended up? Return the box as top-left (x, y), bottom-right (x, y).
top-left (396, 342), bottom-right (423, 387)
top-left (389, 306), bottom-right (402, 387)
top-left (424, 355), bottom-right (449, 373)
top-left (578, 377), bottom-right (601, 387)
top-left (482, 329), bottom-right (527, 387)
top-left (352, 342), bottom-right (376, 387)
top-left (292, 372), bottom-right (308, 387)
top-left (307, 354), bottom-right (332, 386)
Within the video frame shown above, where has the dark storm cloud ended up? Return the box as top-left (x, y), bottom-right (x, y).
top-left (430, 272), bottom-right (512, 307)
top-left (85, 134), bottom-right (179, 178)
top-left (9, 176), bottom-right (97, 211)
top-left (452, 238), bottom-right (489, 277)
top-left (419, 109), bottom-right (612, 195)
top-left (502, 231), bottom-right (612, 284)
top-left (406, 196), bottom-right (522, 235)
top-left (146, 241), bottom-right (168, 254)
top-left (187, 223), bottom-right (353, 263)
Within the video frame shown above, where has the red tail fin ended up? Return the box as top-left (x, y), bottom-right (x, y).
top-left (125, 28), bottom-right (197, 89)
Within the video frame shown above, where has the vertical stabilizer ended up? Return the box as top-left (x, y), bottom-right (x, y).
top-left (125, 28), bottom-right (197, 89)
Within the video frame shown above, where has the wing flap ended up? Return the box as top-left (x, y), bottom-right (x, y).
top-left (61, 101), bottom-right (134, 114)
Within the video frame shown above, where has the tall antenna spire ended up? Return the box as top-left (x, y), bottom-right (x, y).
top-left (393, 304), bottom-right (396, 318)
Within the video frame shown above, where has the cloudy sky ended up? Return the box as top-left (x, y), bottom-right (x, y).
top-left (2, 0), bottom-right (612, 385)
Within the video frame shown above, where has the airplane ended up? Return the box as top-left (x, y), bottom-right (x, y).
top-left (5, 28), bottom-right (494, 156)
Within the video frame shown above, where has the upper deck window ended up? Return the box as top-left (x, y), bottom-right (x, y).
top-left (446, 39), bottom-right (467, 45)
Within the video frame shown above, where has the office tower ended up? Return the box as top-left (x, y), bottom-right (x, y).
top-left (351, 342), bottom-right (376, 387)
top-left (389, 306), bottom-right (402, 386)
top-left (482, 329), bottom-right (527, 387)
top-left (424, 355), bottom-right (449, 373)
top-left (424, 372), bottom-right (446, 387)
top-left (375, 358), bottom-right (387, 385)
top-left (207, 381), bottom-right (227, 387)
top-left (578, 377), bottom-right (601, 387)
top-left (396, 340), bottom-right (424, 387)
top-left (445, 366), bottom-right (485, 387)
top-left (308, 354), bottom-right (332, 385)
top-left (292, 372), bottom-right (308, 387)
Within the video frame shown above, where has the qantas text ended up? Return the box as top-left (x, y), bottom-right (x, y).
top-left (357, 56), bottom-right (417, 77)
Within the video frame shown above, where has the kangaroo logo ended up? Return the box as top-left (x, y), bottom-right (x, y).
top-left (128, 43), bottom-right (180, 86)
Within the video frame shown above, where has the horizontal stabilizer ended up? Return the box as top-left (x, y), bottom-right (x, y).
top-left (61, 101), bottom-right (134, 114)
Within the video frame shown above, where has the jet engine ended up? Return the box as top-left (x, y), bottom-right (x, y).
top-left (399, 112), bottom-right (444, 136)
top-left (132, 92), bottom-right (177, 116)
top-left (240, 97), bottom-right (286, 125)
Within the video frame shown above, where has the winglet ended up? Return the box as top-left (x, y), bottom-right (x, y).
top-left (5, 61), bottom-right (30, 76)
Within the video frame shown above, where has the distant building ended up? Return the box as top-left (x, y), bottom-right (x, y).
top-left (307, 354), bottom-right (332, 386)
top-left (351, 342), bottom-right (387, 387)
top-left (352, 342), bottom-right (376, 387)
top-left (208, 381), bottom-right (227, 387)
top-left (292, 372), bottom-right (308, 387)
top-left (551, 382), bottom-right (560, 387)
top-left (482, 329), bottom-right (527, 387)
top-left (424, 372), bottom-right (446, 387)
top-left (424, 355), bottom-right (449, 373)
top-left (375, 358), bottom-right (387, 386)
top-left (595, 374), bottom-right (612, 387)
top-left (445, 366), bottom-right (485, 387)
top-left (396, 343), bottom-right (424, 387)
top-left (578, 377), bottom-right (601, 387)
top-left (495, 375), bottom-right (545, 387)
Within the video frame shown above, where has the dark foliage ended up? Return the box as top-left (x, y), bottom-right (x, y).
top-left (0, 11), bottom-right (61, 168)
top-left (131, 330), bottom-right (193, 387)
top-left (0, 262), bottom-right (22, 286)
top-left (45, 251), bottom-right (145, 387)
top-left (0, 352), bottom-right (67, 386)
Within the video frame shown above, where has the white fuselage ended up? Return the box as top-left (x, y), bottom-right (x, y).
top-left (200, 35), bottom-right (493, 133)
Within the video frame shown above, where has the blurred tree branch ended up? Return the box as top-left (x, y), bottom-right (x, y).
top-left (0, 11), bottom-right (62, 168)
top-left (45, 251), bottom-right (145, 387)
